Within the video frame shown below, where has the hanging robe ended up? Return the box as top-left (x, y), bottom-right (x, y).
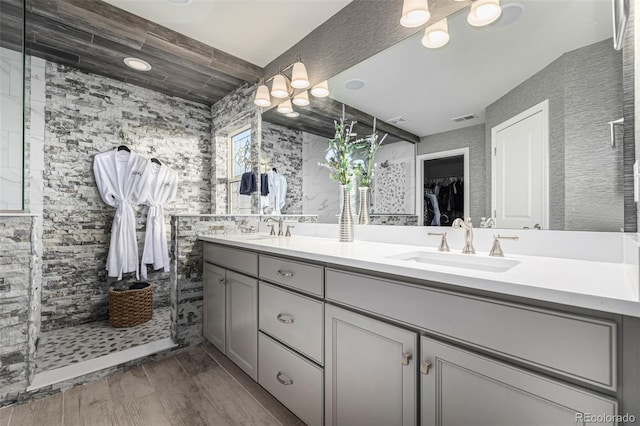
top-left (93, 149), bottom-right (150, 280)
top-left (140, 162), bottom-right (178, 280)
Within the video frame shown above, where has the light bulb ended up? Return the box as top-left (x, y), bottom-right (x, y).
top-left (254, 84), bottom-right (271, 107)
top-left (293, 91), bottom-right (310, 106)
top-left (277, 99), bottom-right (293, 114)
top-left (285, 111), bottom-right (300, 118)
top-left (310, 80), bottom-right (330, 97)
top-left (421, 18), bottom-right (450, 49)
top-left (291, 62), bottom-right (310, 89)
top-left (400, 0), bottom-right (430, 28)
top-left (271, 74), bottom-right (290, 98)
top-left (467, 0), bottom-right (502, 27)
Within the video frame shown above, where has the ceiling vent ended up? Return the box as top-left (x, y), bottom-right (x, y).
top-left (451, 113), bottom-right (478, 123)
top-left (387, 116), bottom-right (408, 125)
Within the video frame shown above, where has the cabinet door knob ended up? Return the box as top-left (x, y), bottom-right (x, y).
top-left (277, 270), bottom-right (294, 278)
top-left (276, 313), bottom-right (295, 324)
top-left (420, 361), bottom-right (432, 375)
top-left (276, 372), bottom-right (293, 386)
top-left (218, 278), bottom-right (226, 285)
top-left (401, 352), bottom-right (412, 366)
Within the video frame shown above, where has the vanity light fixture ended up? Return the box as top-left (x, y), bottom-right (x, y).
top-left (285, 111), bottom-right (300, 118)
top-left (292, 91), bottom-right (310, 106)
top-left (291, 62), bottom-right (310, 89)
top-left (310, 80), bottom-right (330, 97)
top-left (123, 57), bottom-right (152, 71)
top-left (270, 74), bottom-right (290, 98)
top-left (277, 99), bottom-right (294, 114)
top-left (467, 0), bottom-right (502, 27)
top-left (400, 0), bottom-right (431, 28)
top-left (422, 18), bottom-right (450, 48)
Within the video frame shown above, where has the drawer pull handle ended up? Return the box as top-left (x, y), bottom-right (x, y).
top-left (277, 270), bottom-right (294, 278)
top-left (276, 372), bottom-right (293, 386)
top-left (218, 278), bottom-right (226, 285)
top-left (420, 361), bottom-right (432, 375)
top-left (276, 313), bottom-right (295, 324)
top-left (401, 352), bottom-right (412, 366)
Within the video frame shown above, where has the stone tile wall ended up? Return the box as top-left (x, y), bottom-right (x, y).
top-left (40, 62), bottom-right (212, 331)
top-left (0, 215), bottom-right (41, 404)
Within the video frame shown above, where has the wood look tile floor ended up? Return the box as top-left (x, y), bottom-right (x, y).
top-left (0, 343), bottom-right (303, 426)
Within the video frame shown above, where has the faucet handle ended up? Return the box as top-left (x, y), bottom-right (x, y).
top-left (428, 232), bottom-right (450, 252)
top-left (489, 235), bottom-right (519, 257)
top-left (285, 225), bottom-right (295, 237)
top-left (267, 224), bottom-right (276, 236)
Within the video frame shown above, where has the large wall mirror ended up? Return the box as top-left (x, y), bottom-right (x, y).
top-left (260, 0), bottom-right (628, 232)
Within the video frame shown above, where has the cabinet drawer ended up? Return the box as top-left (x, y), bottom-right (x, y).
top-left (203, 243), bottom-right (257, 276)
top-left (326, 269), bottom-right (617, 391)
top-left (259, 282), bottom-right (323, 363)
top-left (258, 333), bottom-right (323, 426)
top-left (259, 255), bottom-right (323, 296)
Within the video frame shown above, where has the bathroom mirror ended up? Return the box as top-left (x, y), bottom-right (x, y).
top-left (261, 0), bottom-right (627, 231)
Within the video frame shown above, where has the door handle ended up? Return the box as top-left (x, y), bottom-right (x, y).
top-left (277, 270), bottom-right (294, 278)
top-left (276, 372), bottom-right (293, 385)
top-left (420, 361), bottom-right (432, 375)
top-left (401, 352), bottom-right (412, 366)
top-left (276, 313), bottom-right (295, 324)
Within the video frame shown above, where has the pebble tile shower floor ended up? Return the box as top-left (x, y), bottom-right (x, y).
top-left (35, 306), bottom-right (171, 373)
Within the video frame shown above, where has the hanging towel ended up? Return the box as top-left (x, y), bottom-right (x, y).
top-left (260, 173), bottom-right (269, 196)
top-left (239, 171), bottom-right (257, 194)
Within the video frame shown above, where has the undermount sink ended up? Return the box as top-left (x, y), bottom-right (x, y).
top-left (239, 234), bottom-right (278, 240)
top-left (386, 250), bottom-right (521, 273)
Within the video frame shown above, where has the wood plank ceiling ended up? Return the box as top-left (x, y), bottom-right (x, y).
top-left (1, 0), bottom-right (264, 105)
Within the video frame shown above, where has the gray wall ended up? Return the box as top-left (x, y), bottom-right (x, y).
top-left (40, 61), bottom-right (212, 331)
top-left (486, 38), bottom-right (623, 231)
top-left (418, 124), bottom-right (486, 223)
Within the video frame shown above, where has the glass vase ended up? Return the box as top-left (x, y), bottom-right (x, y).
top-left (358, 186), bottom-right (371, 225)
top-left (339, 184), bottom-right (354, 242)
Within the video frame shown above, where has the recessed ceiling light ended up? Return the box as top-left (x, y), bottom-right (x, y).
top-left (123, 57), bottom-right (152, 72)
top-left (168, 0), bottom-right (192, 4)
top-left (345, 79), bottom-right (365, 90)
top-left (492, 3), bottom-right (524, 28)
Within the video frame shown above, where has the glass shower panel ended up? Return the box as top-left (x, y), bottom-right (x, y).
top-left (0, 0), bottom-right (25, 211)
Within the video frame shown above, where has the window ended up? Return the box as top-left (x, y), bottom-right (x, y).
top-left (228, 127), bottom-right (252, 214)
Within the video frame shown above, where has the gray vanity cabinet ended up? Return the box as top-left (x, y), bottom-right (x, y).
top-left (203, 263), bottom-right (226, 352)
top-left (202, 244), bottom-right (258, 381)
top-left (420, 336), bottom-right (618, 426)
top-left (325, 304), bottom-right (417, 426)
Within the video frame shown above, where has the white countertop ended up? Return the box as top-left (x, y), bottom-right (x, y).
top-left (199, 233), bottom-right (640, 317)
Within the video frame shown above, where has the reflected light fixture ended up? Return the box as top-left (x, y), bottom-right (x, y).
top-left (271, 74), bottom-right (290, 98)
top-left (123, 57), bottom-right (152, 71)
top-left (277, 99), bottom-right (294, 114)
top-left (285, 111), bottom-right (300, 118)
top-left (400, 0), bottom-right (430, 28)
top-left (254, 84), bottom-right (271, 107)
top-left (421, 18), bottom-right (450, 48)
top-left (291, 62), bottom-right (310, 89)
top-left (293, 91), bottom-right (310, 106)
top-left (310, 80), bottom-right (330, 97)
top-left (467, 0), bottom-right (502, 27)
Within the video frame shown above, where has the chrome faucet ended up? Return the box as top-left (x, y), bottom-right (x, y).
top-left (238, 220), bottom-right (257, 233)
top-left (264, 217), bottom-right (283, 236)
top-left (480, 217), bottom-right (495, 229)
top-left (452, 217), bottom-right (475, 254)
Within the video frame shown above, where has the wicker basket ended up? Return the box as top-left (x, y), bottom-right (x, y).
top-left (109, 284), bottom-right (153, 328)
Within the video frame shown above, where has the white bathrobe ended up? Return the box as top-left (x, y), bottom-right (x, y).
top-left (140, 163), bottom-right (178, 280)
top-left (267, 170), bottom-right (287, 214)
top-left (93, 149), bottom-right (150, 280)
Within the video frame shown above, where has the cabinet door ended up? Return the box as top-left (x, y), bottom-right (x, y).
top-left (420, 336), bottom-right (618, 426)
top-left (325, 304), bottom-right (417, 426)
top-left (226, 270), bottom-right (258, 380)
top-left (203, 262), bottom-right (226, 353)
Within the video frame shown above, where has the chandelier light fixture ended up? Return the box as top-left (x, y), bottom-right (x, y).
top-left (467, 0), bottom-right (502, 27)
top-left (293, 91), bottom-right (310, 106)
top-left (310, 80), bottom-right (330, 98)
top-left (421, 18), bottom-right (450, 48)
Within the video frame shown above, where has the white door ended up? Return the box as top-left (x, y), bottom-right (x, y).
top-left (492, 100), bottom-right (548, 229)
